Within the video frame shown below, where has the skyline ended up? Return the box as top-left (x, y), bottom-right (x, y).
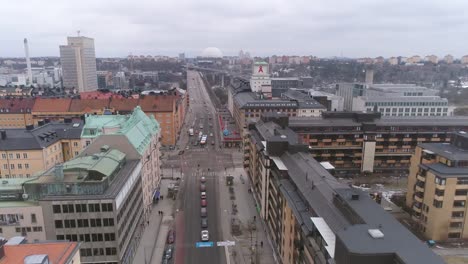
top-left (1, 0), bottom-right (468, 58)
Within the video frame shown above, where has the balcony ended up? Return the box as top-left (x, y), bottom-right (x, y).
top-left (400, 159), bottom-right (410, 163)
top-left (336, 138), bottom-right (346, 143)
top-left (388, 145), bottom-right (397, 149)
top-left (431, 138), bottom-right (441, 142)
top-left (322, 139), bottom-right (332, 143)
top-left (335, 153), bottom-right (345, 157)
top-left (434, 195), bottom-right (444, 201)
top-left (403, 138), bottom-right (412, 142)
top-left (387, 160), bottom-right (396, 163)
top-left (413, 205), bottom-right (422, 213)
top-left (414, 194), bottom-right (423, 203)
top-left (416, 174), bottom-right (426, 182)
top-left (417, 137), bottom-right (427, 141)
top-left (376, 138), bottom-right (384, 142)
top-left (376, 145), bottom-right (384, 149)
top-left (354, 153), bottom-right (362, 157)
top-left (389, 138), bottom-right (399, 142)
top-left (321, 153), bottom-right (331, 157)
top-left (335, 160), bottom-right (344, 164)
top-left (310, 139), bottom-right (318, 143)
top-left (435, 184), bottom-right (446, 190)
top-left (415, 185), bottom-right (425, 192)
top-left (402, 145), bottom-right (412, 148)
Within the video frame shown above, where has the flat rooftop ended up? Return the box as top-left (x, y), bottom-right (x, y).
top-left (289, 116), bottom-right (468, 127)
top-left (419, 142), bottom-right (468, 161)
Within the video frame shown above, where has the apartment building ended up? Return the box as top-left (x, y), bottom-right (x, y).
top-left (0, 179), bottom-right (46, 241)
top-left (80, 106), bottom-right (161, 223)
top-left (0, 121), bottom-right (83, 179)
top-left (1, 238), bottom-right (81, 263)
top-left (288, 112), bottom-right (468, 176)
top-left (22, 147), bottom-right (143, 264)
top-left (406, 131), bottom-right (468, 241)
top-left (244, 113), bottom-right (444, 264)
top-left (0, 98), bottom-right (34, 128)
top-left (32, 98), bottom-right (75, 123)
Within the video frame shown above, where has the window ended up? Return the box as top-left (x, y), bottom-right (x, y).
top-left (435, 177), bottom-right (446, 186)
top-left (453, 201), bottom-right (465, 208)
top-left (74, 151), bottom-right (79, 156)
top-left (102, 203), bottom-right (113, 212)
top-left (1, 154), bottom-right (5, 159)
top-left (433, 200), bottom-right (443, 208)
top-left (8, 154), bottom-right (13, 159)
top-left (80, 248), bottom-right (92, 257)
top-left (435, 189), bottom-right (445, 196)
top-left (17, 164), bottom-right (22, 169)
top-left (93, 248), bottom-right (104, 256)
top-left (86, 141), bottom-right (91, 146)
top-left (25, 164), bottom-right (29, 169)
top-left (16, 153), bottom-right (20, 159)
top-left (64, 219), bottom-right (76, 228)
top-left (3, 164), bottom-right (7, 170)
top-left (104, 233), bottom-right (116, 241)
top-left (53, 205), bottom-right (61, 213)
top-left (57, 235), bottom-right (65, 240)
top-left (62, 204), bottom-right (74, 213)
top-left (450, 222), bottom-right (463, 228)
top-left (103, 218), bottom-right (114, 226)
top-left (448, 233), bottom-right (461, 239)
top-left (10, 164), bottom-right (14, 169)
top-left (76, 204), bottom-right (87, 213)
top-left (451, 211), bottom-right (463, 218)
top-left (455, 189), bottom-right (468, 196)
top-left (23, 153), bottom-right (27, 159)
top-left (73, 142), bottom-right (78, 147)
top-left (31, 214), bottom-right (36, 223)
top-left (89, 203), bottom-right (100, 212)
top-left (106, 247), bottom-right (117, 256)
top-left (55, 220), bottom-right (63, 228)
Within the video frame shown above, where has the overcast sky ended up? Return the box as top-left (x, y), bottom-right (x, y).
top-left (2, 0), bottom-right (468, 58)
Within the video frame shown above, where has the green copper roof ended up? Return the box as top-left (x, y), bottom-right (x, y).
top-left (63, 148), bottom-right (126, 177)
top-left (82, 106), bottom-right (160, 155)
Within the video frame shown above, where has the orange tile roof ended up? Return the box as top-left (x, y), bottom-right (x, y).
top-left (0, 98), bottom-right (35, 113)
top-left (138, 95), bottom-right (174, 113)
top-left (32, 98), bottom-right (72, 112)
top-left (1, 242), bottom-right (79, 264)
top-left (80, 91), bottom-right (123, 99)
top-left (69, 98), bottom-right (110, 112)
top-left (110, 97), bottom-right (139, 112)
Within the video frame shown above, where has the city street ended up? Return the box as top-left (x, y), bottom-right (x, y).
top-left (174, 71), bottom-right (228, 264)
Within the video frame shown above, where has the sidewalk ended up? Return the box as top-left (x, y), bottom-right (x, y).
top-left (219, 161), bottom-right (277, 264)
top-left (132, 179), bottom-right (176, 264)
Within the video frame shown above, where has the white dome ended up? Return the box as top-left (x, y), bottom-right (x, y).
top-left (201, 47), bottom-right (223, 58)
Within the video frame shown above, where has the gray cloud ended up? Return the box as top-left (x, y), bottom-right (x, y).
top-left (1, 0), bottom-right (468, 58)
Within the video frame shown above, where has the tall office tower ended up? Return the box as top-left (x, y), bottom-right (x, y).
top-left (59, 36), bottom-right (98, 92)
top-left (23, 38), bottom-right (33, 85)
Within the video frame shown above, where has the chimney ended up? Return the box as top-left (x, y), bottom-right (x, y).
top-left (24, 38), bottom-right (33, 86)
top-left (54, 164), bottom-right (64, 181)
top-left (365, 69), bottom-right (374, 85)
top-left (0, 131), bottom-right (6, 140)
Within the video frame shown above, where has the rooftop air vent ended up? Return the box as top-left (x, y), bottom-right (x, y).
top-left (368, 229), bottom-right (384, 239)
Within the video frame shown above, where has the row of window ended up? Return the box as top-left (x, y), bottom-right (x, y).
top-left (434, 189), bottom-right (468, 197)
top-left (433, 199), bottom-right (466, 208)
top-left (2, 163), bottom-right (30, 170)
top-left (13, 226), bottom-right (43, 233)
top-left (57, 232), bottom-right (115, 242)
top-left (80, 247), bottom-right (117, 257)
top-left (375, 107), bottom-right (448, 113)
top-left (2, 174), bottom-right (31, 178)
top-left (55, 218), bottom-right (115, 228)
top-left (365, 101), bottom-right (448, 107)
top-left (1, 153), bottom-right (28, 159)
top-left (53, 203), bottom-right (114, 214)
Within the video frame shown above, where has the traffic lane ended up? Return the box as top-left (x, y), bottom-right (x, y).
top-left (183, 166), bottom-right (200, 264)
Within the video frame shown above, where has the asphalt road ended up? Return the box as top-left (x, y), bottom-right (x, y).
top-left (174, 71), bottom-right (228, 264)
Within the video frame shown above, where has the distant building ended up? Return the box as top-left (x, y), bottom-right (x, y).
top-left (250, 61), bottom-right (271, 94)
top-left (97, 71), bottom-right (112, 89)
top-left (444, 54), bottom-right (454, 64)
top-left (388, 57), bottom-right (398, 65)
top-left (407, 55), bottom-right (422, 64)
top-left (1, 238), bottom-right (80, 263)
top-left (425, 55), bottom-right (438, 64)
top-left (308, 90), bottom-right (344, 111)
top-left (60, 36), bottom-right (98, 92)
top-left (244, 113), bottom-right (445, 264)
top-left (461, 55), bottom-right (468, 64)
top-left (271, 77), bottom-right (300, 97)
top-left (406, 131), bottom-right (468, 241)
top-left (335, 83), bottom-right (366, 111)
top-left (281, 89), bottom-right (325, 117)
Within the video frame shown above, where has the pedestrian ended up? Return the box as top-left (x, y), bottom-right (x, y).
top-left (261, 241), bottom-right (263, 247)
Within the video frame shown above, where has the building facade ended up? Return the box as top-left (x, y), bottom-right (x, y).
top-left (60, 36), bottom-right (98, 92)
top-left (80, 106), bottom-right (161, 224)
top-left (0, 98), bottom-right (34, 128)
top-left (406, 132), bottom-right (468, 241)
top-left (0, 121), bottom-right (83, 179)
top-left (250, 61), bottom-right (271, 93)
top-left (244, 113), bottom-right (444, 264)
top-left (23, 148), bottom-right (143, 264)
top-left (288, 112), bottom-right (468, 176)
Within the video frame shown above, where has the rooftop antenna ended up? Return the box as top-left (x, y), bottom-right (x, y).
top-left (77, 30), bottom-right (81, 37)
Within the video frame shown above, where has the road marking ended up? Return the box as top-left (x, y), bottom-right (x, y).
top-left (217, 240), bottom-right (235, 247)
top-left (195, 242), bottom-right (214, 248)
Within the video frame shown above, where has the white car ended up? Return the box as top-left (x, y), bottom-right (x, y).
top-left (201, 192), bottom-right (207, 199)
top-left (201, 230), bottom-right (209, 241)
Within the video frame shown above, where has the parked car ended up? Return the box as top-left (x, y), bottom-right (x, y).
top-left (201, 176), bottom-right (206, 183)
top-left (211, 141), bottom-right (215, 145)
top-left (210, 133), bottom-right (213, 137)
top-left (200, 184), bottom-right (206, 191)
top-left (201, 199), bottom-right (207, 207)
top-left (167, 230), bottom-right (175, 244)
top-left (165, 246), bottom-right (173, 259)
top-left (178, 150), bottom-right (184, 155)
top-left (201, 207), bottom-right (207, 217)
top-left (201, 230), bottom-right (209, 241)
top-left (201, 191), bottom-right (207, 199)
top-left (201, 218), bottom-right (208, 228)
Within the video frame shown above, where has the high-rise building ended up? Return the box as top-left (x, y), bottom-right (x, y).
top-left (60, 36), bottom-right (98, 92)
